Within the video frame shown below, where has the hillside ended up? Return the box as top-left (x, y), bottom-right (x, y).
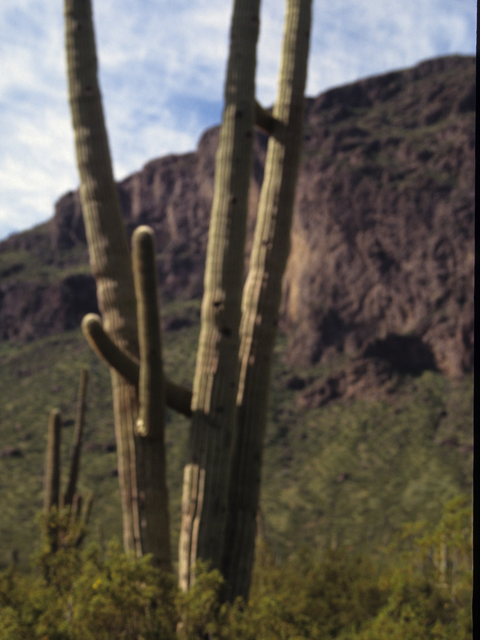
top-left (0, 55), bottom-right (474, 570)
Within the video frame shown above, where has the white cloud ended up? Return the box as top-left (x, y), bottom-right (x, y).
top-left (0, 0), bottom-right (476, 239)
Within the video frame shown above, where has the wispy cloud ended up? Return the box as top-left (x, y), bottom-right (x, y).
top-left (0, 0), bottom-right (476, 239)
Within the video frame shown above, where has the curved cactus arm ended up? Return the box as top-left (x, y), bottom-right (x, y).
top-left (82, 313), bottom-right (193, 417)
top-left (82, 314), bottom-right (140, 385)
top-left (254, 100), bottom-right (278, 135)
top-left (63, 368), bottom-right (88, 507)
top-left (179, 0), bottom-right (261, 589)
top-left (44, 409), bottom-right (62, 513)
top-left (222, 0), bottom-right (313, 601)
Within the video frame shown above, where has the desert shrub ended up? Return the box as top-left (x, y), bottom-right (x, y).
top-left (0, 497), bottom-right (472, 639)
top-left (353, 496), bottom-right (472, 640)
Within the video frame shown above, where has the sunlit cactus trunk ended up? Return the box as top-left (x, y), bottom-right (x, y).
top-left (64, 0), bottom-right (142, 558)
top-left (178, 0), bottom-right (261, 591)
top-left (222, 0), bottom-right (313, 601)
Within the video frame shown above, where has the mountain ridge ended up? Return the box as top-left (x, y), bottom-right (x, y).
top-left (0, 54), bottom-right (474, 396)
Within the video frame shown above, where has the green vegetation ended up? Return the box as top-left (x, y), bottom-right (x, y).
top-left (0, 304), bottom-right (472, 575)
top-left (0, 496), bottom-right (471, 638)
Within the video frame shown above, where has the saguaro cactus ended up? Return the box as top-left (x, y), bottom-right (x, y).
top-left (64, 0), bottom-right (189, 570)
top-left (178, 0), bottom-right (261, 591)
top-left (44, 409), bottom-right (62, 513)
top-left (222, 0), bottom-right (313, 600)
top-left (64, 368), bottom-right (88, 507)
top-left (43, 369), bottom-right (93, 551)
top-left (64, 0), bottom-right (312, 599)
top-left (64, 0), bottom-right (142, 558)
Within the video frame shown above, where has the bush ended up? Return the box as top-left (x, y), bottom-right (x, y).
top-left (0, 498), bottom-right (472, 639)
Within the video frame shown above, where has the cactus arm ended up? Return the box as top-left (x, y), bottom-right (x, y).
top-left (178, 0), bottom-right (261, 590)
top-left (63, 368), bottom-right (88, 507)
top-left (222, 0), bottom-right (313, 601)
top-left (82, 313), bottom-right (140, 385)
top-left (44, 409), bottom-right (62, 513)
top-left (132, 226), bottom-right (166, 438)
top-left (132, 225), bottom-right (172, 571)
top-left (82, 312), bottom-right (193, 417)
top-left (254, 100), bottom-right (278, 135)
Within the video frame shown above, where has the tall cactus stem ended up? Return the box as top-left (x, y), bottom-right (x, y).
top-left (65, 0), bottom-right (143, 557)
top-left (64, 368), bottom-right (88, 507)
top-left (179, 0), bottom-right (261, 587)
top-left (82, 491), bottom-right (95, 526)
top-left (132, 226), bottom-right (172, 571)
top-left (44, 409), bottom-right (62, 513)
top-left (222, 0), bottom-right (313, 601)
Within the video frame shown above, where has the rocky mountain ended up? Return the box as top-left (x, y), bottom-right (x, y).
top-left (0, 55), bottom-right (475, 396)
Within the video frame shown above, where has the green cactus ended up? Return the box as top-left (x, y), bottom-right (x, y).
top-left (63, 368), bottom-right (88, 507)
top-left (132, 226), bottom-right (171, 571)
top-left (43, 370), bottom-right (93, 553)
top-left (64, 0), bottom-right (185, 569)
top-left (44, 409), bottom-right (62, 514)
top-left (221, 0), bottom-right (313, 600)
top-left (64, 0), bottom-right (142, 558)
top-left (178, 0), bottom-right (261, 591)
top-left (64, 0), bottom-right (312, 600)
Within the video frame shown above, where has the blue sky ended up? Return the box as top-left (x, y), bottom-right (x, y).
top-left (0, 0), bottom-right (476, 240)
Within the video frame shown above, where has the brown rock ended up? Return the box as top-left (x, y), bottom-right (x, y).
top-left (0, 55), bottom-right (474, 382)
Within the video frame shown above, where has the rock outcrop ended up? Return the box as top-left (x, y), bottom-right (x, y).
top-left (0, 55), bottom-right (474, 385)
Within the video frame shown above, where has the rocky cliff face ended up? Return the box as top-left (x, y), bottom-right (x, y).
top-left (0, 55), bottom-right (474, 384)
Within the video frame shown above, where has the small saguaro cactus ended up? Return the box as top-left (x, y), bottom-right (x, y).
top-left (132, 225), bottom-right (171, 571)
top-left (65, 0), bottom-right (190, 570)
top-left (43, 368), bottom-right (93, 551)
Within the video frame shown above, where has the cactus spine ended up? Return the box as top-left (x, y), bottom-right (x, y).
top-left (178, 0), bottom-right (261, 591)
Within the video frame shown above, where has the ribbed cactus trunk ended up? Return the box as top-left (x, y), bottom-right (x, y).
top-left (178, 0), bottom-right (261, 591)
top-left (221, 0), bottom-right (313, 601)
top-left (65, 0), bottom-right (142, 558)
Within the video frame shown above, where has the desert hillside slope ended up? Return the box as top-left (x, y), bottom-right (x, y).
top-left (1, 55), bottom-right (474, 393)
